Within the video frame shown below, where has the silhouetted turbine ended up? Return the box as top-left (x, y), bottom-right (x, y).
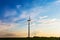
top-left (27, 16), bottom-right (31, 38)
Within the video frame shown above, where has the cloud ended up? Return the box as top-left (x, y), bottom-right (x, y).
top-left (39, 16), bottom-right (48, 19)
top-left (0, 20), bottom-right (19, 31)
top-left (29, 7), bottom-right (42, 19)
top-left (12, 11), bottom-right (28, 22)
top-left (3, 0), bottom-right (57, 23)
top-left (16, 5), bottom-right (21, 9)
top-left (39, 18), bottom-right (57, 24)
top-left (0, 31), bottom-right (17, 37)
top-left (54, 0), bottom-right (60, 4)
top-left (47, 0), bottom-right (60, 6)
top-left (30, 18), bottom-right (60, 34)
top-left (12, 6), bottom-right (49, 22)
top-left (4, 10), bottom-right (17, 17)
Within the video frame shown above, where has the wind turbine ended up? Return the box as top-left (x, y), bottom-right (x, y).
top-left (27, 16), bottom-right (31, 38)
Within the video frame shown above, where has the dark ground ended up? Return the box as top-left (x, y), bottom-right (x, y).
top-left (0, 37), bottom-right (60, 40)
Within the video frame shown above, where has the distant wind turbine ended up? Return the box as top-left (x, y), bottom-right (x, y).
top-left (27, 16), bottom-right (31, 38)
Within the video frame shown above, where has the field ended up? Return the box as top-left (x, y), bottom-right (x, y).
top-left (0, 37), bottom-right (60, 40)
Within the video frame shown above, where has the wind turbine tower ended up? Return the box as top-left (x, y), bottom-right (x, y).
top-left (27, 17), bottom-right (31, 38)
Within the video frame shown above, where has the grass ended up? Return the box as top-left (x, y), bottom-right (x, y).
top-left (0, 37), bottom-right (60, 40)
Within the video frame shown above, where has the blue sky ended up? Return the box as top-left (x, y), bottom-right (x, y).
top-left (0, 0), bottom-right (56, 21)
top-left (0, 0), bottom-right (60, 37)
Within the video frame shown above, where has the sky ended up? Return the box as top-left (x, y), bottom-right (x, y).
top-left (0, 0), bottom-right (60, 37)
